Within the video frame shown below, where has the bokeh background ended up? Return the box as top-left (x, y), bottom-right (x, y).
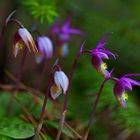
top-left (1, 0), bottom-right (140, 140)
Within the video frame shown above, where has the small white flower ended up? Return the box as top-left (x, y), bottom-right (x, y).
top-left (50, 71), bottom-right (69, 100)
top-left (36, 36), bottom-right (53, 63)
top-left (13, 28), bottom-right (38, 57)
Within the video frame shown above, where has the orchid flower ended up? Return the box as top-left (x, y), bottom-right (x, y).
top-left (80, 32), bottom-right (116, 77)
top-left (50, 71), bottom-right (69, 100)
top-left (114, 74), bottom-right (140, 108)
top-left (36, 36), bottom-right (53, 63)
top-left (13, 28), bottom-right (38, 57)
top-left (51, 18), bottom-right (84, 56)
top-left (91, 32), bottom-right (117, 77)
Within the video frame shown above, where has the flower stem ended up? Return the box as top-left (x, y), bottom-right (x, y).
top-left (83, 78), bottom-right (109, 140)
top-left (36, 61), bottom-right (48, 91)
top-left (33, 72), bottom-right (54, 140)
top-left (55, 56), bottom-right (79, 140)
top-left (0, 25), bottom-right (6, 48)
top-left (17, 48), bottom-right (27, 84)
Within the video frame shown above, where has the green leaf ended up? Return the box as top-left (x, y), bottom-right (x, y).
top-left (0, 117), bottom-right (34, 139)
top-left (0, 135), bottom-right (14, 140)
top-left (22, 0), bottom-right (58, 23)
top-left (39, 135), bottom-right (53, 140)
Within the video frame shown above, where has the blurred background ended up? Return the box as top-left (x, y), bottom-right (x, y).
top-left (1, 0), bottom-right (140, 140)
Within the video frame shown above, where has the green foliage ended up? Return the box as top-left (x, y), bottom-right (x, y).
top-left (0, 117), bottom-right (34, 139)
top-left (22, 0), bottom-right (58, 23)
top-left (0, 135), bottom-right (14, 140)
top-left (0, 92), bottom-right (73, 139)
top-left (46, 120), bottom-right (74, 138)
top-left (67, 55), bottom-right (140, 139)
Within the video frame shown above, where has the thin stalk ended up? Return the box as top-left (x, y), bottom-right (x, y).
top-left (0, 10), bottom-right (16, 48)
top-left (0, 24), bottom-right (6, 48)
top-left (55, 56), bottom-right (79, 140)
top-left (8, 19), bottom-right (24, 28)
top-left (6, 48), bottom-right (27, 116)
top-left (33, 72), bottom-right (54, 140)
top-left (83, 78), bottom-right (109, 140)
top-left (36, 61), bottom-right (48, 91)
top-left (17, 48), bottom-right (27, 84)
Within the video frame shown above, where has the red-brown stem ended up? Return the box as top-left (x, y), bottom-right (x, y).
top-left (0, 25), bottom-right (6, 48)
top-left (8, 19), bottom-right (24, 28)
top-left (33, 72), bottom-right (54, 140)
top-left (55, 56), bottom-right (79, 140)
top-left (17, 48), bottom-right (27, 83)
top-left (83, 78), bottom-right (109, 140)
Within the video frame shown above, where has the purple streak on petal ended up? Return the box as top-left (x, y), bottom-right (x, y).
top-left (99, 32), bottom-right (113, 43)
top-left (96, 42), bottom-right (108, 49)
top-left (98, 49), bottom-right (117, 59)
top-left (77, 40), bottom-right (86, 56)
top-left (123, 78), bottom-right (140, 87)
top-left (109, 68), bottom-right (114, 77)
top-left (121, 78), bottom-right (132, 90)
top-left (62, 17), bottom-right (71, 30)
top-left (96, 52), bottom-right (109, 59)
top-left (123, 74), bottom-right (140, 77)
top-left (67, 28), bottom-right (84, 36)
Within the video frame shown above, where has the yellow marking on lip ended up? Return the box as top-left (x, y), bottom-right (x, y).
top-left (101, 62), bottom-right (107, 69)
top-left (122, 93), bottom-right (128, 100)
top-left (52, 84), bottom-right (59, 94)
top-left (18, 42), bottom-right (24, 49)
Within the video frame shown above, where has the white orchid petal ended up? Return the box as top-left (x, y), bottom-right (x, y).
top-left (18, 28), bottom-right (38, 52)
top-left (50, 84), bottom-right (62, 100)
top-left (37, 36), bottom-right (53, 59)
top-left (18, 28), bottom-right (31, 51)
top-left (54, 71), bottom-right (69, 94)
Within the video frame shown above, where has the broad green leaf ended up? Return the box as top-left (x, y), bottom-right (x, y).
top-left (0, 135), bottom-right (14, 140)
top-left (0, 117), bottom-right (34, 139)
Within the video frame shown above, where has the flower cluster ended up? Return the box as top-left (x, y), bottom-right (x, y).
top-left (4, 11), bottom-right (140, 122)
top-left (79, 33), bottom-right (140, 109)
top-left (2, 10), bottom-right (140, 140)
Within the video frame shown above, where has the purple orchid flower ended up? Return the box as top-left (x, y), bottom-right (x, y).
top-left (79, 32), bottom-right (116, 77)
top-left (50, 18), bottom-right (84, 57)
top-left (51, 18), bottom-right (83, 42)
top-left (91, 32), bottom-right (117, 77)
top-left (36, 36), bottom-right (53, 63)
top-left (114, 74), bottom-right (140, 108)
